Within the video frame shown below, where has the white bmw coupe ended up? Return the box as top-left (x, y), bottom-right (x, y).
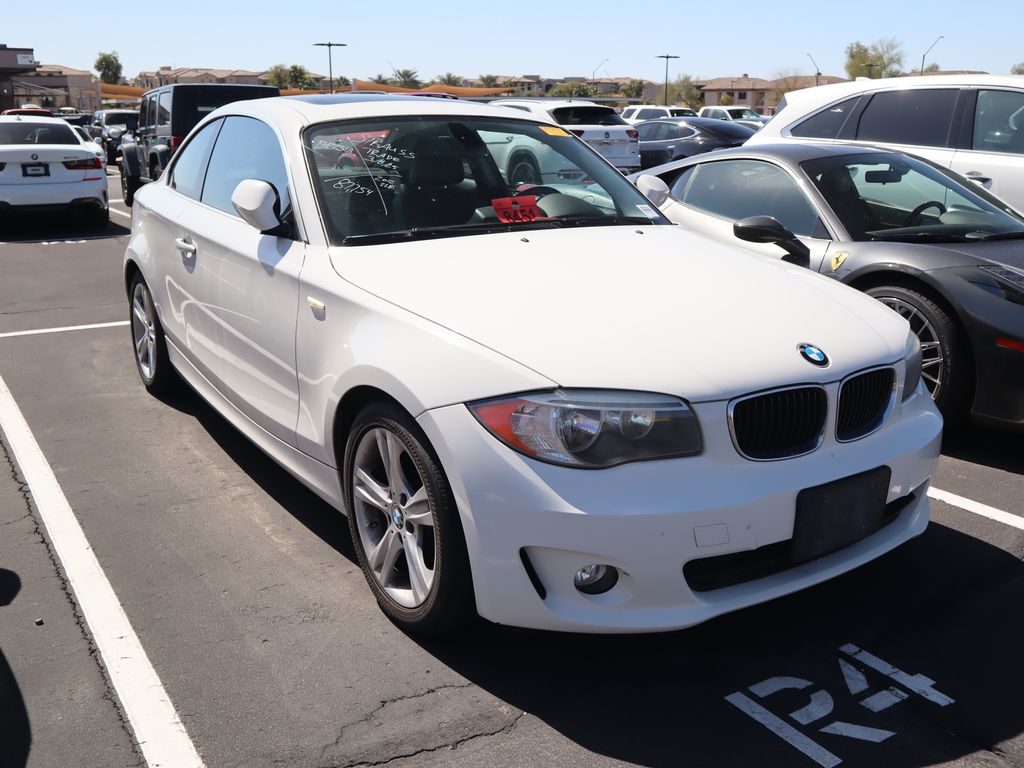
top-left (124, 95), bottom-right (942, 634)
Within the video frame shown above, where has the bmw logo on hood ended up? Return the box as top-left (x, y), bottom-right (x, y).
top-left (798, 343), bottom-right (829, 367)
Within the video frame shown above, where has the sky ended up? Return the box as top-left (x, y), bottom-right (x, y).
top-left (6, 0), bottom-right (1022, 84)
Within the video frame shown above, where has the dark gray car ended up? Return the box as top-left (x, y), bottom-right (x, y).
top-left (635, 117), bottom-right (755, 169)
top-left (631, 143), bottom-right (1024, 428)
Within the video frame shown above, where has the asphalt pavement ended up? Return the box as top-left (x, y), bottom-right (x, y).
top-left (0, 169), bottom-right (1022, 768)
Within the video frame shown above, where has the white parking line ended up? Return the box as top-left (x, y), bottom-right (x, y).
top-left (110, 207), bottom-right (131, 220)
top-left (928, 486), bottom-right (1024, 531)
top-left (0, 373), bottom-right (205, 768)
top-left (0, 321), bottom-right (129, 339)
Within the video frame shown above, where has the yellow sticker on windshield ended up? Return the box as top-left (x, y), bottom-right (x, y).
top-left (539, 126), bottom-right (570, 137)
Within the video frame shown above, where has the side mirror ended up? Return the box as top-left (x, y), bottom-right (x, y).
top-left (231, 179), bottom-right (289, 236)
top-left (93, 136), bottom-right (103, 145)
top-left (634, 174), bottom-right (670, 207)
top-left (733, 215), bottom-right (811, 268)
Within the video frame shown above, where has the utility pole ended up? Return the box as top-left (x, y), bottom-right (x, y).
top-left (657, 54), bottom-right (679, 106)
top-left (591, 58), bottom-right (608, 85)
top-left (314, 42), bottom-right (347, 93)
top-left (806, 53), bottom-right (821, 87)
top-left (920, 35), bottom-right (944, 76)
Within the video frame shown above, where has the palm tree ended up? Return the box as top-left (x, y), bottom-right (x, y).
top-left (393, 68), bottom-right (421, 88)
top-left (478, 74), bottom-right (498, 87)
top-left (265, 64), bottom-right (290, 89)
top-left (368, 73), bottom-right (392, 85)
top-left (436, 72), bottom-right (464, 87)
top-left (288, 64), bottom-right (310, 89)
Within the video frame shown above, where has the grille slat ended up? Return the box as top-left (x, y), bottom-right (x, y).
top-left (731, 386), bottom-right (827, 460)
top-left (837, 368), bottom-right (894, 442)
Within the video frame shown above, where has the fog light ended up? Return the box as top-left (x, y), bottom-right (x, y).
top-left (573, 564), bottom-right (619, 595)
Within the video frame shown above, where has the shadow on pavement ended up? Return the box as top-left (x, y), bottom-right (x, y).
top-left (0, 568), bottom-right (30, 768)
top-left (943, 424), bottom-right (1024, 475)
top-left (0, 210), bottom-right (128, 242)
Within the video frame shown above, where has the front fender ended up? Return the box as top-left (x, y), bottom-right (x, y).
top-left (119, 141), bottom-right (141, 177)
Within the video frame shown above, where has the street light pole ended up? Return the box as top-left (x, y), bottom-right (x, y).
top-left (591, 58), bottom-right (608, 85)
top-left (806, 53), bottom-right (821, 87)
top-left (656, 54), bottom-right (679, 106)
top-left (920, 35), bottom-right (944, 76)
top-left (314, 42), bottom-right (347, 93)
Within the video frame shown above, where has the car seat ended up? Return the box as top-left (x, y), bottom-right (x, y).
top-left (397, 142), bottom-right (478, 229)
top-left (816, 166), bottom-right (878, 239)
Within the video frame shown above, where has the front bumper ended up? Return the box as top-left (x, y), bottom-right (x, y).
top-left (418, 387), bottom-right (942, 633)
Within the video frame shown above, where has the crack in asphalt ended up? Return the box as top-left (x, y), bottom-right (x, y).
top-left (0, 302), bottom-right (122, 316)
top-left (0, 432), bottom-right (146, 766)
top-left (317, 682), bottom-right (524, 768)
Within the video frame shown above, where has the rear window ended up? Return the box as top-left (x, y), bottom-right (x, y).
top-left (551, 107), bottom-right (627, 126)
top-left (0, 122), bottom-right (78, 145)
top-left (791, 96), bottom-right (861, 139)
top-left (170, 86), bottom-right (279, 135)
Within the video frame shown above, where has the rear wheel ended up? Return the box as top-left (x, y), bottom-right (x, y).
top-left (85, 206), bottom-right (109, 229)
top-left (866, 284), bottom-right (970, 421)
top-left (129, 274), bottom-right (178, 396)
top-left (344, 402), bottom-right (475, 635)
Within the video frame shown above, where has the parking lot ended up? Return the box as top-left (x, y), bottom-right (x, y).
top-left (1, 168), bottom-right (1023, 768)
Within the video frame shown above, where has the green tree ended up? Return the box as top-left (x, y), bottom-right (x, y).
top-left (334, 75), bottom-right (351, 89)
top-left (287, 64), bottom-right (311, 89)
top-left (265, 64), bottom-right (290, 89)
top-left (436, 72), bottom-right (463, 87)
top-left (844, 38), bottom-right (904, 79)
top-left (718, 93), bottom-right (735, 106)
top-left (669, 73), bottom-right (703, 107)
top-left (393, 68), bottom-right (421, 88)
top-left (94, 51), bottom-right (122, 85)
top-left (478, 74), bottom-right (498, 87)
top-left (548, 81), bottom-right (600, 98)
top-left (621, 79), bottom-right (645, 99)
top-left (1011, 62), bottom-right (1024, 75)
top-left (368, 73), bottom-right (393, 85)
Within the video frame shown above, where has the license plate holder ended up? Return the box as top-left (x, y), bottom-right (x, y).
top-left (792, 466), bottom-right (891, 564)
top-left (22, 163), bottom-right (49, 177)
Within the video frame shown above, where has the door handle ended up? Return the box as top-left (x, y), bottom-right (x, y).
top-left (174, 236), bottom-right (197, 256)
top-left (965, 171), bottom-right (992, 185)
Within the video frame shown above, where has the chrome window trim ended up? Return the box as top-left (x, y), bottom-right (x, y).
top-left (727, 383), bottom-right (828, 462)
top-left (835, 364), bottom-right (898, 443)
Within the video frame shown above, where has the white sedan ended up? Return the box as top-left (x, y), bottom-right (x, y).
top-left (0, 116), bottom-right (108, 226)
top-left (124, 95), bottom-right (942, 634)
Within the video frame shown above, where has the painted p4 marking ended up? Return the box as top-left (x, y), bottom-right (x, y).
top-left (725, 644), bottom-right (954, 767)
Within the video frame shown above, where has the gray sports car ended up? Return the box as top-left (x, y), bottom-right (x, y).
top-left (629, 143), bottom-right (1024, 428)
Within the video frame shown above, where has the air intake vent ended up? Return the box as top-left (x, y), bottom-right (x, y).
top-left (730, 386), bottom-right (827, 460)
top-left (837, 368), bottom-right (895, 441)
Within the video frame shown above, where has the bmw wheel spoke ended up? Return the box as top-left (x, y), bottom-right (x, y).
top-left (353, 466), bottom-right (389, 511)
top-left (403, 486), bottom-right (432, 527)
top-left (369, 528), bottom-right (403, 578)
top-left (403, 534), bottom-right (432, 604)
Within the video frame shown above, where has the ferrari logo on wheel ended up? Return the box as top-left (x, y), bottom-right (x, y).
top-left (830, 251), bottom-right (849, 272)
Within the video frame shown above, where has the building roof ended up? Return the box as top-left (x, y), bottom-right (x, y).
top-left (699, 76), bottom-right (776, 91)
top-left (36, 63), bottom-right (92, 76)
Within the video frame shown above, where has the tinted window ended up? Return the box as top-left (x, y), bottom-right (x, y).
top-left (973, 89), bottom-right (1024, 155)
top-left (681, 159), bottom-right (820, 237)
top-left (144, 99), bottom-right (156, 130)
top-left (636, 122), bottom-right (660, 141)
top-left (637, 108), bottom-right (661, 120)
top-left (791, 96), bottom-right (861, 139)
top-left (670, 108), bottom-right (696, 117)
top-left (621, 108), bottom-right (636, 119)
top-left (0, 122), bottom-right (77, 145)
top-left (157, 92), bottom-right (172, 127)
top-left (551, 107), bottom-right (627, 126)
top-left (104, 111), bottom-right (138, 129)
top-left (201, 117), bottom-right (290, 216)
top-left (855, 89), bottom-right (958, 147)
top-left (700, 121), bottom-right (757, 141)
top-left (668, 166), bottom-right (695, 199)
top-left (170, 118), bottom-right (222, 200)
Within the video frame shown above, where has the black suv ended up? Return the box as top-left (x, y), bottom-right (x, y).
top-left (119, 83), bottom-right (279, 205)
top-left (88, 109), bottom-right (139, 164)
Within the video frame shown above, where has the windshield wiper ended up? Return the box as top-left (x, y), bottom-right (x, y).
top-left (867, 230), bottom-right (969, 243)
top-left (556, 214), bottom-right (658, 228)
top-left (972, 230), bottom-right (1024, 241)
top-left (342, 220), bottom-right (560, 245)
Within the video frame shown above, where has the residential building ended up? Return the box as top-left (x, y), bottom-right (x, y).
top-left (699, 74), bottom-right (847, 114)
top-left (134, 66), bottom-right (265, 89)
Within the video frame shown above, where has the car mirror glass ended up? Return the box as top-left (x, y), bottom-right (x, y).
top-left (231, 179), bottom-right (285, 235)
top-left (635, 174), bottom-right (670, 207)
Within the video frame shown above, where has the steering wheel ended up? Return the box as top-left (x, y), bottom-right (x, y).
top-left (905, 201), bottom-right (947, 225)
top-left (512, 184), bottom-right (559, 198)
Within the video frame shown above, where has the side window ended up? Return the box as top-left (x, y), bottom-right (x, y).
top-left (157, 91), bottom-right (172, 127)
top-left (668, 166), bottom-right (695, 199)
top-left (621, 108), bottom-right (636, 120)
top-left (678, 127), bottom-right (698, 139)
top-left (170, 118), bottom-right (223, 200)
top-left (201, 116), bottom-right (291, 218)
top-left (973, 89), bottom-right (1024, 155)
top-left (636, 123), bottom-right (659, 141)
top-left (144, 98), bottom-right (157, 130)
top-left (855, 89), bottom-right (959, 148)
top-left (790, 96), bottom-right (861, 139)
top-left (637, 108), bottom-right (660, 120)
top-left (680, 159), bottom-right (821, 237)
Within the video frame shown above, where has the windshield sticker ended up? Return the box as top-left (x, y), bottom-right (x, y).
top-left (491, 196), bottom-right (544, 223)
top-left (636, 204), bottom-right (659, 219)
top-left (539, 126), bottom-right (570, 137)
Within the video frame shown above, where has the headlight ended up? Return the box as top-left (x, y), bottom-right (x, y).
top-left (901, 334), bottom-right (922, 402)
top-left (469, 390), bottom-right (702, 468)
top-left (978, 264), bottom-right (1024, 293)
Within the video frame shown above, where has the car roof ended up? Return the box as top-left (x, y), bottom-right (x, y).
top-left (491, 99), bottom-right (605, 110)
top-left (636, 116), bottom-right (753, 129)
top-left (778, 73), bottom-right (1024, 112)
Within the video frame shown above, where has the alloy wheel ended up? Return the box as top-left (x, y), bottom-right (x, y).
top-left (876, 296), bottom-right (944, 400)
top-left (131, 282), bottom-right (157, 381)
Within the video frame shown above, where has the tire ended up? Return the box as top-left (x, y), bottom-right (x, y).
top-left (129, 273), bottom-right (179, 396)
top-left (121, 166), bottom-right (140, 207)
top-left (344, 402), bottom-right (475, 635)
top-left (86, 206), bottom-right (109, 229)
top-left (508, 154), bottom-right (542, 186)
top-left (866, 284), bottom-right (971, 422)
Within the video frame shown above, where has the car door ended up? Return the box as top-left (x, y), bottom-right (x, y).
top-left (186, 114), bottom-right (304, 445)
top-left (950, 87), bottom-right (1024, 213)
top-left (658, 158), bottom-right (834, 271)
top-left (137, 117), bottom-right (225, 385)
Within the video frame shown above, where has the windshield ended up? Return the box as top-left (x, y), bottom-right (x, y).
top-left (550, 107), bottom-right (627, 126)
top-left (104, 112), bottom-right (139, 129)
top-left (304, 116), bottom-right (669, 246)
top-left (0, 122), bottom-right (78, 145)
top-left (802, 152), bottom-right (1024, 242)
top-left (670, 108), bottom-right (697, 117)
top-left (727, 108), bottom-right (762, 120)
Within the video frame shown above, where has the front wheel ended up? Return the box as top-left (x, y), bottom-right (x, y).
top-left (508, 154), bottom-right (542, 186)
top-left (129, 274), bottom-right (178, 396)
top-left (866, 284), bottom-right (970, 421)
top-left (344, 402), bottom-right (474, 635)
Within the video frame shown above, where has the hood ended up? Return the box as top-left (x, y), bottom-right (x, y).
top-left (331, 226), bottom-right (909, 402)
